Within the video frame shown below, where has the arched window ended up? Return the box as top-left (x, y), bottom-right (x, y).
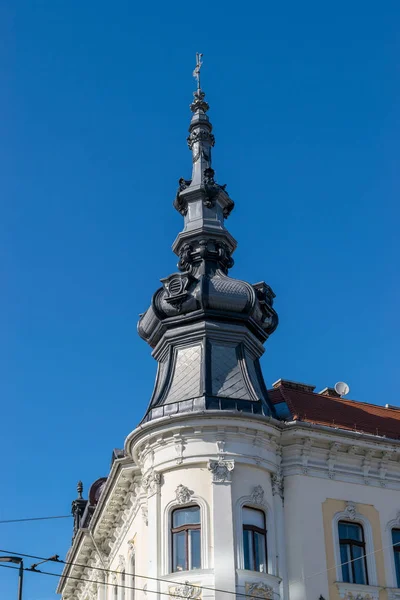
top-left (242, 506), bottom-right (267, 572)
top-left (338, 521), bottom-right (368, 585)
top-left (392, 529), bottom-right (400, 587)
top-left (171, 505), bottom-right (201, 572)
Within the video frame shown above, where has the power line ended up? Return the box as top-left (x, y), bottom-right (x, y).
top-left (0, 515), bottom-right (72, 524)
top-left (0, 549), bottom-right (275, 599)
top-left (0, 562), bottom-right (229, 600)
top-left (1, 540), bottom-right (399, 598)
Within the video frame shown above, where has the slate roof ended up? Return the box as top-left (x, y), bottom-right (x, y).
top-left (269, 379), bottom-right (400, 440)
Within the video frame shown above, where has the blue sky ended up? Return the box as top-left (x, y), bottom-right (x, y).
top-left (1, 0), bottom-right (399, 597)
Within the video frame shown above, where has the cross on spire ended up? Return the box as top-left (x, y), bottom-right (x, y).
top-left (192, 52), bottom-right (203, 91)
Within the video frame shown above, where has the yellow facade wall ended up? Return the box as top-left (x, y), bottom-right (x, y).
top-left (322, 498), bottom-right (387, 600)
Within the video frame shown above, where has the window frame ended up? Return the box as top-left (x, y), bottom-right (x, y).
top-left (338, 520), bottom-right (369, 585)
top-left (242, 505), bottom-right (268, 573)
top-left (171, 505), bottom-right (201, 572)
top-left (332, 507), bottom-right (377, 586)
top-left (392, 528), bottom-right (400, 588)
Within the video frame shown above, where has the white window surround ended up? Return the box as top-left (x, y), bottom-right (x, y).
top-left (162, 496), bottom-right (210, 575)
top-left (235, 494), bottom-right (277, 576)
top-left (386, 511), bottom-right (400, 589)
top-left (332, 506), bottom-right (378, 586)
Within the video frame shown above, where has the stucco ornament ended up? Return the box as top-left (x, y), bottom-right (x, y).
top-left (142, 470), bottom-right (162, 496)
top-left (141, 505), bottom-right (148, 526)
top-left (251, 485), bottom-right (265, 505)
top-left (169, 581), bottom-right (201, 599)
top-left (343, 593), bottom-right (373, 600)
top-left (175, 484), bottom-right (193, 504)
top-left (245, 582), bottom-right (274, 599)
top-left (271, 468), bottom-right (284, 499)
top-left (344, 501), bottom-right (357, 521)
top-left (208, 457), bottom-right (234, 483)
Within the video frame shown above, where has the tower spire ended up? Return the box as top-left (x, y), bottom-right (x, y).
top-left (138, 56), bottom-right (278, 423)
top-left (187, 53), bottom-right (215, 186)
top-left (173, 53), bottom-right (236, 275)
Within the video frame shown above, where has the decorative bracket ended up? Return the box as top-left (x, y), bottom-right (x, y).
top-left (208, 458), bottom-right (234, 483)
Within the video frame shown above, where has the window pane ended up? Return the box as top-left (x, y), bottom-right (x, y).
top-left (243, 507), bottom-right (265, 529)
top-left (243, 530), bottom-right (253, 570)
top-left (394, 549), bottom-right (400, 588)
top-left (352, 544), bottom-right (367, 585)
top-left (254, 531), bottom-right (267, 573)
top-left (173, 506), bottom-right (200, 527)
top-left (393, 529), bottom-right (400, 546)
top-left (190, 529), bottom-right (201, 569)
top-left (172, 531), bottom-right (186, 571)
top-left (340, 543), bottom-right (352, 583)
top-left (339, 521), bottom-right (363, 542)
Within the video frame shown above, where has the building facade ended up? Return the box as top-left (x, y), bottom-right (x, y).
top-left (57, 66), bottom-right (400, 600)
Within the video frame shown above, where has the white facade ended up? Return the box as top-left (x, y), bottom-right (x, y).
top-left (58, 411), bottom-right (400, 600)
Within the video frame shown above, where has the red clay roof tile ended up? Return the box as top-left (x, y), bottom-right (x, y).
top-left (269, 384), bottom-right (400, 440)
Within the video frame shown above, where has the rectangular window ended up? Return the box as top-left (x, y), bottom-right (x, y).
top-left (338, 521), bottom-right (368, 585)
top-left (393, 529), bottom-right (400, 588)
top-left (171, 506), bottom-right (201, 572)
top-left (243, 506), bottom-right (267, 573)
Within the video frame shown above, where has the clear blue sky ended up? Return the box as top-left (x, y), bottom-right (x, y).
top-left (1, 0), bottom-right (399, 597)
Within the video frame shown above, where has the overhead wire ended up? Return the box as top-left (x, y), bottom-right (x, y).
top-left (1, 541), bottom-right (400, 598)
top-left (0, 563), bottom-right (201, 600)
top-left (0, 515), bottom-right (72, 524)
top-left (0, 548), bottom-right (275, 599)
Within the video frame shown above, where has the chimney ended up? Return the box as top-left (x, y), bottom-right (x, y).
top-left (319, 387), bottom-right (341, 398)
top-left (272, 379), bottom-right (316, 393)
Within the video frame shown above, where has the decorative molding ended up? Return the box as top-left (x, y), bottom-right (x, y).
top-left (245, 582), bottom-right (274, 599)
top-left (387, 510), bottom-right (400, 530)
top-left (216, 440), bottom-right (225, 453)
top-left (302, 438), bottom-right (313, 474)
top-left (271, 468), bottom-right (284, 499)
top-left (142, 470), bottom-right (162, 496)
top-left (251, 485), bottom-right (265, 506)
top-left (141, 505), bottom-right (148, 526)
top-left (328, 442), bottom-right (341, 479)
top-left (344, 501), bottom-right (357, 521)
top-left (174, 436), bottom-right (185, 465)
top-left (336, 582), bottom-right (380, 600)
top-left (208, 458), bottom-right (234, 483)
top-left (379, 451), bottom-right (392, 487)
top-left (175, 484), bottom-right (194, 505)
top-left (118, 554), bottom-right (125, 571)
top-left (344, 594), bottom-right (373, 600)
top-left (363, 450), bottom-right (373, 485)
top-left (169, 581), bottom-right (201, 600)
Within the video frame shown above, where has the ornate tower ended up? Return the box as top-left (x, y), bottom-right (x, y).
top-left (138, 56), bottom-right (278, 423)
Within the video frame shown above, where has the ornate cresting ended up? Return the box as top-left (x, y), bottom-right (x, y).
top-left (138, 55), bottom-right (278, 422)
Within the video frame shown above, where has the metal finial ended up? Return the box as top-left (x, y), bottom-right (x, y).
top-left (192, 52), bottom-right (203, 91)
top-left (76, 481), bottom-right (83, 499)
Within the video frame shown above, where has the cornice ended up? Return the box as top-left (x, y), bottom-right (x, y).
top-left (281, 432), bottom-right (400, 489)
